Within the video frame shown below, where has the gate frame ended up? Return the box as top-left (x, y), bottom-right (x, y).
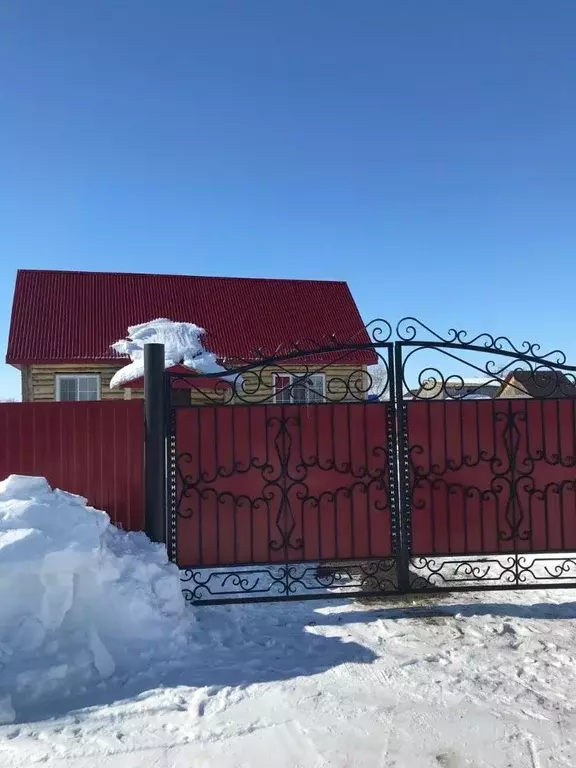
top-left (394, 318), bottom-right (576, 595)
top-left (164, 332), bottom-right (409, 603)
top-left (158, 317), bottom-right (576, 603)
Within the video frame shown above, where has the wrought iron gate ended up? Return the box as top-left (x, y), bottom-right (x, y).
top-left (165, 318), bottom-right (576, 604)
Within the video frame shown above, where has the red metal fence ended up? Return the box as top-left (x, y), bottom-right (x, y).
top-left (173, 398), bottom-right (576, 573)
top-left (0, 401), bottom-right (144, 530)
top-left (4, 391), bottom-right (576, 597)
top-left (407, 399), bottom-right (576, 555)
top-left (174, 402), bottom-right (393, 568)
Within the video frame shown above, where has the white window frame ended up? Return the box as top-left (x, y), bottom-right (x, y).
top-left (56, 374), bottom-right (101, 402)
top-left (273, 373), bottom-right (326, 404)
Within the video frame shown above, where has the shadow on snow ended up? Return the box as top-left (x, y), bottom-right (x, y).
top-left (12, 592), bottom-right (576, 724)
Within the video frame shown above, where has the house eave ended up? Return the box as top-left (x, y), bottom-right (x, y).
top-left (5, 357), bottom-right (130, 366)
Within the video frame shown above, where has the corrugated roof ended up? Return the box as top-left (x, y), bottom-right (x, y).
top-left (503, 370), bottom-right (576, 398)
top-left (7, 270), bottom-right (376, 366)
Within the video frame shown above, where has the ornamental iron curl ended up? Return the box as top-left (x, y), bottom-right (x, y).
top-left (172, 399), bottom-right (393, 599)
top-left (180, 559), bottom-right (398, 602)
top-left (167, 317), bottom-right (576, 604)
top-left (395, 317), bottom-right (570, 366)
top-left (167, 316), bottom-right (576, 406)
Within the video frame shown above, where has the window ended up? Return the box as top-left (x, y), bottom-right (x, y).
top-left (274, 373), bottom-right (325, 404)
top-left (56, 375), bottom-right (100, 401)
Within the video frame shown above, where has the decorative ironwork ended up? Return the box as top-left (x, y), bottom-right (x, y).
top-left (174, 411), bottom-right (391, 555)
top-left (164, 317), bottom-right (576, 603)
top-left (169, 349), bottom-right (392, 407)
top-left (395, 317), bottom-right (569, 364)
top-left (180, 559), bottom-right (398, 604)
top-left (408, 401), bottom-right (576, 549)
top-left (394, 317), bottom-right (576, 402)
top-left (170, 393), bottom-right (395, 601)
top-left (409, 554), bottom-right (576, 590)
top-left (268, 416), bottom-right (302, 551)
top-left (166, 317), bottom-right (576, 406)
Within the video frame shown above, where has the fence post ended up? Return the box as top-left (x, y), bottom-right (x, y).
top-left (144, 343), bottom-right (166, 543)
top-left (393, 342), bottom-right (411, 592)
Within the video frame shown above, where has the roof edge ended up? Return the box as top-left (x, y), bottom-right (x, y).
top-left (6, 353), bottom-right (377, 367)
top-left (15, 268), bottom-right (349, 285)
top-left (5, 357), bottom-right (130, 366)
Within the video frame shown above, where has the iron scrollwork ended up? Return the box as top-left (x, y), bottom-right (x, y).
top-left (172, 392), bottom-right (394, 602)
top-left (180, 559), bottom-right (398, 603)
top-left (409, 554), bottom-right (576, 590)
top-left (395, 316), bottom-right (568, 364)
top-left (398, 318), bottom-right (576, 570)
top-left (408, 400), bottom-right (576, 554)
top-left (166, 317), bottom-right (576, 603)
top-left (395, 316), bottom-right (576, 402)
top-left (175, 409), bottom-right (390, 547)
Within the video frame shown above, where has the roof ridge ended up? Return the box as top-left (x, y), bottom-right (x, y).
top-left (16, 268), bottom-right (348, 285)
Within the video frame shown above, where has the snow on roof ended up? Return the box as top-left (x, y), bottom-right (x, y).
top-left (444, 378), bottom-right (501, 387)
top-left (109, 319), bottom-right (235, 389)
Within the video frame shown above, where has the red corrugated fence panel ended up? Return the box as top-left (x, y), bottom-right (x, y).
top-left (0, 401), bottom-right (144, 530)
top-left (175, 402), bottom-right (392, 568)
top-left (408, 399), bottom-right (576, 555)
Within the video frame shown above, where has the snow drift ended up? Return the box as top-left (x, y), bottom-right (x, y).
top-left (0, 475), bottom-right (186, 724)
top-left (110, 318), bottom-right (234, 388)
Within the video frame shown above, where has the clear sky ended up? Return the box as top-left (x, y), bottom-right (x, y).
top-left (1, 1), bottom-right (575, 398)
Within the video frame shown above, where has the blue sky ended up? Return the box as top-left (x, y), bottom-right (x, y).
top-left (1, 1), bottom-right (575, 398)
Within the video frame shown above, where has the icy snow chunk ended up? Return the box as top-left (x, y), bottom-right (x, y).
top-left (109, 318), bottom-right (237, 388)
top-left (0, 475), bottom-right (51, 501)
top-left (153, 572), bottom-right (185, 615)
top-left (0, 475), bottom-right (110, 555)
top-left (0, 528), bottom-right (45, 564)
top-left (39, 570), bottom-right (75, 630)
top-left (0, 475), bottom-right (186, 721)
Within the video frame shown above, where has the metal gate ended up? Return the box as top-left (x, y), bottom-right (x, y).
top-left (165, 318), bottom-right (576, 604)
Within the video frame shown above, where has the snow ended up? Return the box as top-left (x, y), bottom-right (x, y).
top-left (109, 318), bottom-right (234, 388)
top-left (446, 377), bottom-right (500, 386)
top-left (2, 477), bottom-right (576, 766)
top-left (2, 592), bottom-right (576, 766)
top-left (0, 475), bottom-right (186, 726)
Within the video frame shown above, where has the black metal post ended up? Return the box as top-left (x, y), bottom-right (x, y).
top-left (393, 342), bottom-right (411, 592)
top-left (144, 343), bottom-right (166, 543)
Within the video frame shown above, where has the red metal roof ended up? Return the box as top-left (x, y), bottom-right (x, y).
top-left (7, 270), bottom-right (376, 366)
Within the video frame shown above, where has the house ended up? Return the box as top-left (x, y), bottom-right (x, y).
top-left (413, 372), bottom-right (576, 400)
top-left (414, 377), bottom-right (501, 400)
top-left (7, 269), bottom-right (376, 404)
top-left (494, 370), bottom-right (576, 399)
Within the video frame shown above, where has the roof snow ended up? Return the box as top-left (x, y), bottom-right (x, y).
top-left (109, 319), bottom-right (234, 389)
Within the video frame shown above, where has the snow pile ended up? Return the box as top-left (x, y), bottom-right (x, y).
top-left (110, 318), bottom-right (234, 388)
top-left (0, 475), bottom-right (186, 724)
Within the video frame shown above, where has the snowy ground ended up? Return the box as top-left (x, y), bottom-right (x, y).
top-left (2, 587), bottom-right (576, 768)
top-left (2, 474), bottom-right (575, 766)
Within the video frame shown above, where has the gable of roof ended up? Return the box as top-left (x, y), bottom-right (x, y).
top-left (498, 370), bottom-right (576, 398)
top-left (7, 270), bottom-right (376, 366)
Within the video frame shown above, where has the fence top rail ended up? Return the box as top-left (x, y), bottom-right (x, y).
top-left (163, 317), bottom-right (576, 404)
top-left (164, 316), bottom-right (575, 378)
